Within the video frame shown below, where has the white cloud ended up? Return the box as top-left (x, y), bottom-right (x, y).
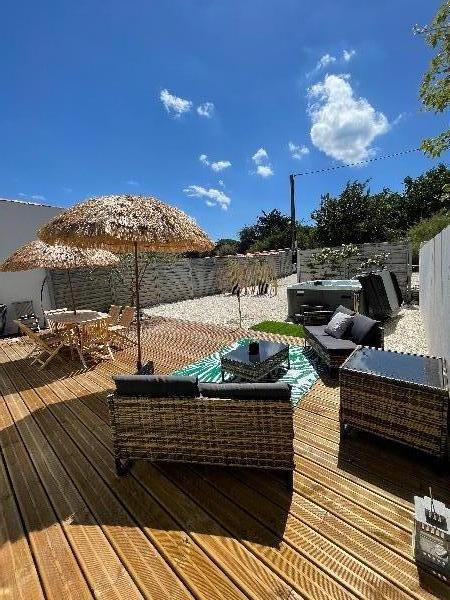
top-left (211, 160), bottom-right (231, 172)
top-left (199, 154), bottom-right (231, 172)
top-left (289, 142), bottom-right (310, 160)
top-left (342, 49), bottom-right (356, 62)
top-left (317, 53), bottom-right (336, 69)
top-left (252, 147), bottom-right (269, 165)
top-left (183, 184), bottom-right (231, 210)
top-left (126, 179), bottom-right (139, 186)
top-left (18, 192), bottom-right (27, 197)
top-left (307, 74), bottom-right (390, 163)
top-left (160, 89), bottom-right (192, 117)
top-left (251, 147), bottom-right (274, 177)
top-left (218, 180), bottom-right (225, 188)
top-left (31, 194), bottom-right (46, 201)
top-left (62, 186), bottom-right (73, 193)
top-left (256, 165), bottom-right (274, 178)
top-left (197, 102), bottom-right (215, 118)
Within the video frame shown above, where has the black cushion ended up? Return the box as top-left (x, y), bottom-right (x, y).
top-left (332, 304), bottom-right (355, 319)
top-left (199, 382), bottom-right (291, 400)
top-left (136, 361), bottom-right (154, 375)
top-left (349, 314), bottom-right (378, 344)
top-left (114, 375), bottom-right (199, 397)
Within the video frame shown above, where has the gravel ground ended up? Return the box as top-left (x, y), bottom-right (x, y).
top-left (143, 273), bottom-right (428, 355)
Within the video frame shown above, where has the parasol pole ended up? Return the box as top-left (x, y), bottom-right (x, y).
top-left (66, 269), bottom-right (77, 314)
top-left (134, 241), bottom-right (142, 371)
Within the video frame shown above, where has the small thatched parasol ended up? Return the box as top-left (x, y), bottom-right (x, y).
top-left (38, 194), bottom-right (214, 368)
top-left (0, 240), bottom-right (119, 314)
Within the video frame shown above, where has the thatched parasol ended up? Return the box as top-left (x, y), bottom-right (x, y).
top-left (0, 240), bottom-right (119, 314)
top-left (38, 194), bottom-right (214, 368)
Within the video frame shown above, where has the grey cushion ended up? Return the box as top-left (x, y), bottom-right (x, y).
top-left (199, 382), bottom-right (291, 400)
top-left (349, 314), bottom-right (378, 344)
top-left (314, 334), bottom-right (357, 352)
top-left (332, 305), bottom-right (355, 319)
top-left (304, 324), bottom-right (327, 337)
top-left (305, 325), bottom-right (357, 353)
top-left (114, 375), bottom-right (199, 397)
top-left (324, 312), bottom-right (353, 339)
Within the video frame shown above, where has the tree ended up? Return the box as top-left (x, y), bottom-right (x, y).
top-left (408, 209), bottom-right (450, 262)
top-left (419, 1), bottom-right (450, 157)
top-left (309, 165), bottom-right (450, 246)
top-left (213, 238), bottom-right (240, 256)
top-left (396, 163), bottom-right (450, 231)
top-left (311, 180), bottom-right (394, 246)
top-left (238, 209), bottom-right (292, 252)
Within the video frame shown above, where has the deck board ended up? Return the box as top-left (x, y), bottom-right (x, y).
top-left (0, 316), bottom-right (449, 600)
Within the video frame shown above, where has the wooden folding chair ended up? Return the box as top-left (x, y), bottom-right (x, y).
top-left (108, 305), bottom-right (135, 348)
top-left (44, 308), bottom-right (68, 333)
top-left (82, 318), bottom-right (114, 360)
top-left (14, 319), bottom-right (67, 369)
top-left (108, 304), bottom-right (121, 325)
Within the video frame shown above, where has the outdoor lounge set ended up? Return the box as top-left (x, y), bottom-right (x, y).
top-left (109, 372), bottom-right (295, 486)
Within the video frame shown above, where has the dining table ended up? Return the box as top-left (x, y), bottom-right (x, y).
top-left (46, 309), bottom-right (110, 369)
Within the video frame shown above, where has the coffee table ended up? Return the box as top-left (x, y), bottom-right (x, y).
top-left (220, 341), bottom-right (290, 382)
top-left (340, 347), bottom-right (449, 459)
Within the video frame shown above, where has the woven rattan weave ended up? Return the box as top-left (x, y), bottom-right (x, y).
top-left (340, 347), bottom-right (449, 460)
top-left (108, 391), bottom-right (294, 482)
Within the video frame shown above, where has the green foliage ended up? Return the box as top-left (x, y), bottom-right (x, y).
top-left (408, 209), bottom-right (450, 262)
top-left (310, 165), bottom-right (450, 246)
top-left (238, 209), bottom-right (292, 253)
top-left (238, 209), bottom-right (317, 253)
top-left (213, 238), bottom-right (240, 256)
top-left (250, 320), bottom-right (305, 338)
top-left (311, 181), bottom-right (396, 246)
top-left (419, 1), bottom-right (450, 156)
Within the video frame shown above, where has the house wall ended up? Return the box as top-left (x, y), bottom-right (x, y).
top-left (0, 199), bottom-right (62, 335)
top-left (420, 226), bottom-right (450, 364)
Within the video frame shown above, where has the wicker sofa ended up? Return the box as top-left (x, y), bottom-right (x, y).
top-left (108, 375), bottom-right (294, 486)
top-left (304, 305), bottom-right (384, 371)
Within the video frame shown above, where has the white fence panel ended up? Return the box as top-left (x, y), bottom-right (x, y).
top-left (420, 226), bottom-right (450, 364)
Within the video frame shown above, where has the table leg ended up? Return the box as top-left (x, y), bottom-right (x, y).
top-left (75, 325), bottom-right (88, 370)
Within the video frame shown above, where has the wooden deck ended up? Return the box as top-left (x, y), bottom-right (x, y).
top-left (1, 316), bottom-right (449, 600)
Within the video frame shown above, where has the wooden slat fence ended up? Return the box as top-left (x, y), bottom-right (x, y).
top-left (297, 241), bottom-right (412, 298)
top-left (420, 226), bottom-right (450, 364)
top-left (49, 249), bottom-right (294, 309)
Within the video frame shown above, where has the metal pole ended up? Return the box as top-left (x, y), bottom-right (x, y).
top-left (134, 241), bottom-right (142, 371)
top-left (290, 174), bottom-right (297, 264)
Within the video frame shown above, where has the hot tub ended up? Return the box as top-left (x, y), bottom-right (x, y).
top-left (287, 279), bottom-right (361, 319)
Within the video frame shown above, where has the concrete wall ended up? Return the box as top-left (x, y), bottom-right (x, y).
top-left (420, 226), bottom-right (450, 364)
top-left (297, 240), bottom-right (412, 298)
top-left (0, 199), bottom-right (62, 334)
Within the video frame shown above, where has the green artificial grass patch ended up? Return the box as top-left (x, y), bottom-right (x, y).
top-left (250, 320), bottom-right (305, 338)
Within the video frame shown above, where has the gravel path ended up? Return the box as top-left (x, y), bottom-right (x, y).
top-left (143, 273), bottom-right (428, 355)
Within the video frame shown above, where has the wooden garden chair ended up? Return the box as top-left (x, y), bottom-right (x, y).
top-left (82, 318), bottom-right (114, 360)
top-left (108, 305), bottom-right (135, 348)
top-left (14, 319), bottom-right (68, 370)
top-left (108, 304), bottom-right (121, 325)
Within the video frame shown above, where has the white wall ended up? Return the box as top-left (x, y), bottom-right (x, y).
top-left (0, 199), bottom-right (62, 335)
top-left (420, 225), bottom-right (450, 364)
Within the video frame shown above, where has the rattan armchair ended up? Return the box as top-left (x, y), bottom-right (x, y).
top-left (108, 376), bottom-right (294, 487)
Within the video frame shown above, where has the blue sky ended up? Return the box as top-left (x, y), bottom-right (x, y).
top-left (1, 0), bottom-right (448, 241)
